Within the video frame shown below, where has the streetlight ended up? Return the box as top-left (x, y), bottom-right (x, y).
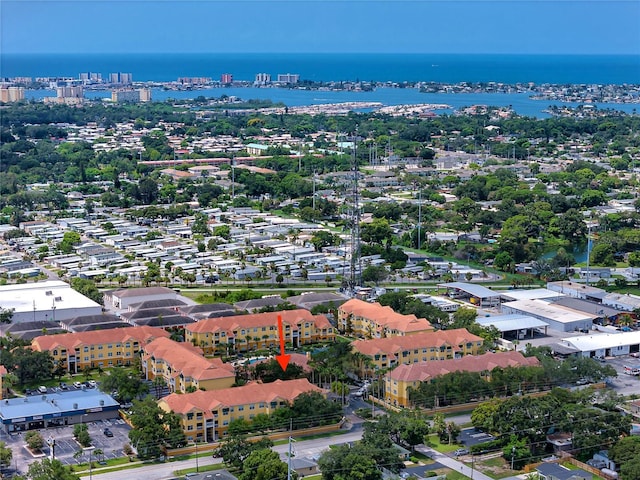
top-left (46, 436), bottom-right (56, 461)
top-left (84, 446), bottom-right (95, 480)
top-left (194, 440), bottom-right (199, 473)
top-left (511, 446), bottom-right (516, 470)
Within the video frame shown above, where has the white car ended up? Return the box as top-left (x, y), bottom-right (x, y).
top-left (38, 386), bottom-right (48, 394)
top-left (88, 380), bottom-right (97, 387)
top-left (73, 381), bottom-right (82, 389)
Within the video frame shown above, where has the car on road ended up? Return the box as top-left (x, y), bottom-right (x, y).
top-left (73, 381), bottom-right (82, 388)
top-left (454, 448), bottom-right (469, 456)
top-left (103, 428), bottom-right (114, 437)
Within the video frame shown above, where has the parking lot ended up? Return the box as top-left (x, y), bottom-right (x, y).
top-left (0, 417), bottom-right (131, 476)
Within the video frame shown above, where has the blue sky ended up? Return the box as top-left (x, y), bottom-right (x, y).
top-left (2, 0), bottom-right (639, 55)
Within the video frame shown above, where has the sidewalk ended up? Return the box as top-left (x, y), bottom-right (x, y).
top-left (415, 445), bottom-right (494, 480)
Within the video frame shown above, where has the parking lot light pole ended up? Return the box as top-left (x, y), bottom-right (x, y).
top-left (84, 446), bottom-right (95, 480)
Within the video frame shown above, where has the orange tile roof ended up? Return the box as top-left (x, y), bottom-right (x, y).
top-left (142, 337), bottom-right (235, 381)
top-left (352, 328), bottom-right (483, 357)
top-left (159, 378), bottom-right (324, 415)
top-left (390, 350), bottom-right (540, 383)
top-left (339, 298), bottom-right (433, 333)
top-left (32, 326), bottom-right (170, 352)
top-left (186, 309), bottom-right (332, 336)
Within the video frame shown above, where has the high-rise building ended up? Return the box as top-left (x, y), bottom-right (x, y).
top-left (277, 73), bottom-right (299, 84)
top-left (108, 73), bottom-right (132, 84)
top-left (111, 88), bottom-right (152, 103)
top-left (220, 73), bottom-right (233, 84)
top-left (0, 87), bottom-right (25, 103)
top-left (254, 73), bottom-right (271, 85)
top-left (45, 86), bottom-right (84, 104)
top-left (139, 88), bottom-right (152, 102)
top-left (79, 72), bottom-right (102, 82)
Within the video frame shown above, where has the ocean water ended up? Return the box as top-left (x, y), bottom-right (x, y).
top-left (25, 87), bottom-right (640, 119)
top-left (2, 53), bottom-right (640, 84)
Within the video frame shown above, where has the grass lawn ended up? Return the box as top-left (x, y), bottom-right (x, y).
top-left (174, 463), bottom-right (226, 476)
top-left (423, 434), bottom-right (461, 453)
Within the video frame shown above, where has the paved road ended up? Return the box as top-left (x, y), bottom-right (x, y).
top-left (90, 430), bottom-right (367, 480)
top-left (415, 445), bottom-right (494, 480)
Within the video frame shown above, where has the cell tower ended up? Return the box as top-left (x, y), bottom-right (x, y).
top-left (349, 128), bottom-right (362, 292)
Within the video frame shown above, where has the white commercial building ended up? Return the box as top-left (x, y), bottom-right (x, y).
top-left (501, 299), bottom-right (597, 333)
top-left (559, 331), bottom-right (640, 358)
top-left (0, 281), bottom-right (102, 324)
top-left (104, 286), bottom-right (177, 310)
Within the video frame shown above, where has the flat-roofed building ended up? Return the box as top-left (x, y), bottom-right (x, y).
top-left (185, 309), bottom-right (334, 354)
top-left (501, 299), bottom-right (597, 332)
top-left (104, 286), bottom-right (178, 309)
top-left (142, 337), bottom-right (235, 393)
top-left (337, 298), bottom-right (434, 338)
top-left (386, 350), bottom-right (540, 407)
top-left (0, 280), bottom-right (102, 324)
top-left (32, 325), bottom-right (170, 372)
top-left (351, 328), bottom-right (483, 371)
top-left (0, 389), bottom-right (120, 433)
top-left (158, 378), bottom-right (324, 441)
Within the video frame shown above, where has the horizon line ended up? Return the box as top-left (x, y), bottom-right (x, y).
top-left (3, 51), bottom-right (640, 56)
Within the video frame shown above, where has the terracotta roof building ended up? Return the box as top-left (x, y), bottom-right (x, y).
top-left (32, 326), bottom-right (170, 372)
top-left (351, 328), bottom-right (483, 371)
top-left (142, 337), bottom-right (235, 393)
top-left (158, 378), bottom-right (324, 441)
top-left (337, 298), bottom-right (434, 338)
top-left (185, 309), bottom-right (334, 355)
top-left (386, 350), bottom-right (540, 407)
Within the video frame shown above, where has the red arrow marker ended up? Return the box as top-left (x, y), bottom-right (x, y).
top-left (275, 314), bottom-right (290, 371)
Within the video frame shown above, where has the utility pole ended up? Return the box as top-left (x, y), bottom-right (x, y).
top-left (287, 436), bottom-right (296, 480)
top-left (417, 187), bottom-right (422, 250)
top-left (195, 441), bottom-right (199, 472)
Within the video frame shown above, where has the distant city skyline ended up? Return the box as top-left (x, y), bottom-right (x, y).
top-left (2, 0), bottom-right (640, 55)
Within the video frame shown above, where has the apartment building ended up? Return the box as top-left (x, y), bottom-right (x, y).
top-left (0, 86), bottom-right (25, 102)
top-left (141, 337), bottom-right (235, 393)
top-left (385, 350), bottom-right (540, 407)
top-left (184, 309), bottom-right (335, 355)
top-left (351, 328), bottom-right (483, 371)
top-left (32, 326), bottom-right (170, 372)
top-left (158, 378), bottom-right (324, 441)
top-left (337, 298), bottom-right (434, 338)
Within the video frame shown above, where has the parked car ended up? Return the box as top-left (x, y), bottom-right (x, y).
top-left (454, 448), bottom-right (469, 456)
top-left (73, 381), bottom-right (82, 388)
top-left (630, 352), bottom-right (640, 358)
top-left (88, 380), bottom-right (97, 387)
top-left (38, 386), bottom-right (48, 394)
top-left (60, 382), bottom-right (68, 390)
top-left (103, 428), bottom-right (114, 437)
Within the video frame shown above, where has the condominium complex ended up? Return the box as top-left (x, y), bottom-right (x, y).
top-left (385, 350), bottom-right (540, 407)
top-left (108, 72), bottom-right (132, 84)
top-left (220, 73), bottom-right (233, 84)
top-left (111, 88), bottom-right (152, 103)
top-left (277, 73), bottom-right (299, 84)
top-left (0, 86), bottom-right (25, 103)
top-left (337, 298), bottom-right (434, 338)
top-left (141, 337), bottom-right (235, 393)
top-left (158, 378), bottom-right (324, 441)
top-left (32, 326), bottom-right (170, 372)
top-left (184, 309), bottom-right (335, 354)
top-left (44, 86), bottom-right (84, 105)
top-left (351, 328), bottom-right (483, 370)
top-left (255, 73), bottom-right (271, 85)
